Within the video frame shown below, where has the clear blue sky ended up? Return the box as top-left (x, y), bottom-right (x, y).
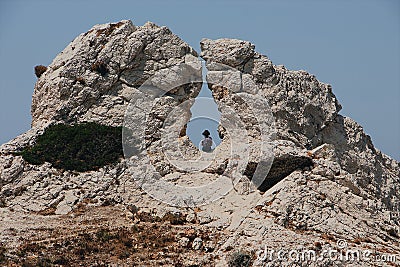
top-left (0, 0), bottom-right (399, 160)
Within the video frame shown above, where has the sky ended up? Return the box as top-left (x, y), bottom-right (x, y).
top-left (0, 0), bottom-right (399, 160)
top-left (187, 84), bottom-right (222, 149)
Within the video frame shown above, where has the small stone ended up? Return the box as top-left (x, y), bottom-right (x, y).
top-left (204, 241), bottom-right (215, 252)
top-left (178, 237), bottom-right (190, 248)
top-left (197, 211), bottom-right (213, 224)
top-left (192, 237), bottom-right (203, 250)
top-left (186, 211), bottom-right (196, 223)
top-left (55, 203), bottom-right (72, 215)
top-left (1, 157), bottom-right (24, 183)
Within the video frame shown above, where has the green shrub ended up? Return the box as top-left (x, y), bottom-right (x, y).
top-left (96, 229), bottom-right (113, 242)
top-left (20, 123), bottom-right (123, 172)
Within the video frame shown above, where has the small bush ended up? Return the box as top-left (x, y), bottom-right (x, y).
top-left (34, 65), bottom-right (47, 78)
top-left (162, 212), bottom-right (186, 225)
top-left (228, 251), bottom-right (252, 267)
top-left (314, 241), bottom-right (323, 250)
top-left (20, 122), bottom-right (123, 172)
top-left (0, 244), bottom-right (6, 263)
top-left (0, 198), bottom-right (6, 208)
top-left (91, 61), bottom-right (108, 76)
top-left (388, 228), bottom-right (399, 238)
top-left (75, 77), bottom-right (86, 86)
top-left (96, 229), bottom-right (113, 242)
top-left (36, 257), bottom-right (52, 267)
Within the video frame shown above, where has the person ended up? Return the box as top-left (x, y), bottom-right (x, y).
top-left (201, 130), bottom-right (213, 152)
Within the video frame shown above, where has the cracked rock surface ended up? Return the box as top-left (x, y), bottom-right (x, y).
top-left (0, 21), bottom-right (399, 266)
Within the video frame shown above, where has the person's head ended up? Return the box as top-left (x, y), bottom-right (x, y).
top-left (202, 129), bottom-right (210, 138)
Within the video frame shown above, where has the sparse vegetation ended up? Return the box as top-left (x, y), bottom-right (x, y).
top-left (0, 244), bottom-right (6, 263)
top-left (2, 204), bottom-right (221, 266)
top-left (91, 61), bottom-right (108, 76)
top-left (388, 228), bottom-right (399, 238)
top-left (321, 233), bottom-right (336, 242)
top-left (96, 229), bottom-right (113, 242)
top-left (13, 185), bottom-right (27, 196)
top-left (0, 198), bottom-right (6, 208)
top-left (314, 241), bottom-right (323, 250)
top-left (162, 211), bottom-right (186, 225)
top-left (36, 207), bottom-right (56, 216)
top-left (19, 122), bottom-right (123, 172)
top-left (228, 250), bottom-right (252, 267)
top-left (75, 77), bottom-right (86, 85)
top-left (34, 65), bottom-right (47, 78)
top-left (10, 224), bottom-right (209, 265)
top-left (95, 21), bottom-right (125, 37)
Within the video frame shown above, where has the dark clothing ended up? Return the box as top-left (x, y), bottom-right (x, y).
top-left (201, 137), bottom-right (213, 152)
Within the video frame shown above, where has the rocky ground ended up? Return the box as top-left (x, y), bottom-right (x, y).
top-left (0, 20), bottom-right (399, 266)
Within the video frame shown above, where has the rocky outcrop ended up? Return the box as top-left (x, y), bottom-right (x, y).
top-left (200, 38), bottom-right (400, 266)
top-left (0, 21), bottom-right (399, 266)
top-left (200, 37), bottom-right (400, 213)
top-left (31, 20), bottom-right (199, 128)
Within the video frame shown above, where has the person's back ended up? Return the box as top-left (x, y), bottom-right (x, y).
top-left (201, 129), bottom-right (213, 152)
top-left (201, 136), bottom-right (213, 152)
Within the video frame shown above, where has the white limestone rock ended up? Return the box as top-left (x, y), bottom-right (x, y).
top-left (0, 20), bottom-right (398, 267)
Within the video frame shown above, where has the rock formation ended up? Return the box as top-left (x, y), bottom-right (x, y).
top-left (0, 20), bottom-right (399, 266)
